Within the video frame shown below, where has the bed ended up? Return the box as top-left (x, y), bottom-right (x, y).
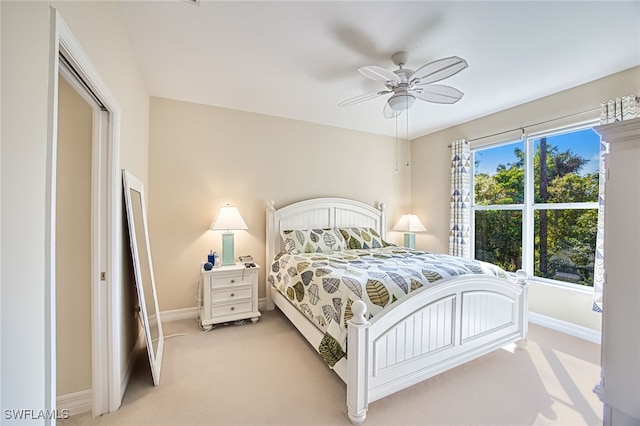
top-left (265, 198), bottom-right (528, 424)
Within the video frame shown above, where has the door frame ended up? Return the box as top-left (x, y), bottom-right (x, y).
top-left (46, 8), bottom-right (122, 417)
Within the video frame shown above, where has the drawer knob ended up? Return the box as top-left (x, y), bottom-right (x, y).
top-left (230, 293), bottom-right (235, 297)
top-left (230, 307), bottom-right (235, 311)
top-left (230, 279), bottom-right (235, 284)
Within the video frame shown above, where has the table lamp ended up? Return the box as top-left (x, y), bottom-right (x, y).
top-left (393, 214), bottom-right (426, 249)
top-left (210, 204), bottom-right (248, 266)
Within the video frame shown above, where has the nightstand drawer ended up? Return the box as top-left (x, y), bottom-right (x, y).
top-left (209, 274), bottom-right (251, 288)
top-left (211, 299), bottom-right (252, 317)
top-left (211, 285), bottom-right (252, 303)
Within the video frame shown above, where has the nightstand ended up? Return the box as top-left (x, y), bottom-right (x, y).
top-left (200, 263), bottom-right (261, 330)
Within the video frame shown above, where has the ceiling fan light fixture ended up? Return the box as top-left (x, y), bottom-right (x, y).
top-left (388, 92), bottom-right (415, 111)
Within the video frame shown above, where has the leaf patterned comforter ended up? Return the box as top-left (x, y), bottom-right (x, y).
top-left (267, 247), bottom-right (509, 367)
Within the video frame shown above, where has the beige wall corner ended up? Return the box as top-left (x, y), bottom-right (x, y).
top-left (147, 97), bottom-right (411, 311)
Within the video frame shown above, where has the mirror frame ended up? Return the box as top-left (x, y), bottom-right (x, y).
top-left (123, 169), bottom-right (164, 385)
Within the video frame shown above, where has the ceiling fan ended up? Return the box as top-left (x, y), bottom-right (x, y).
top-left (338, 51), bottom-right (468, 118)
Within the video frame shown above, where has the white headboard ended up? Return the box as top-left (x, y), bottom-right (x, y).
top-left (265, 197), bottom-right (386, 308)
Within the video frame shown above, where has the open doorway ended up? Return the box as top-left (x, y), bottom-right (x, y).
top-left (46, 11), bottom-right (124, 418)
top-left (55, 71), bottom-right (93, 415)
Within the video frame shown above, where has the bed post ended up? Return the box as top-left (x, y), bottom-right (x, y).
top-left (514, 269), bottom-right (529, 349)
top-left (378, 202), bottom-right (386, 241)
top-left (347, 300), bottom-right (370, 425)
top-left (265, 200), bottom-right (276, 310)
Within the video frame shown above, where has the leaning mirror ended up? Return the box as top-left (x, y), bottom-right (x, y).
top-left (123, 170), bottom-right (164, 385)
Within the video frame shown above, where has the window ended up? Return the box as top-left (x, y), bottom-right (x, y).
top-left (472, 125), bottom-right (600, 287)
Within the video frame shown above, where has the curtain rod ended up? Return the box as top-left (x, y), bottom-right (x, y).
top-left (448, 107), bottom-right (600, 147)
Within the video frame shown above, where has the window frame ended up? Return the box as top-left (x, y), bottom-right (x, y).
top-left (471, 120), bottom-right (600, 291)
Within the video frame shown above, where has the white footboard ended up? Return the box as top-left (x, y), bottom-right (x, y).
top-left (347, 271), bottom-right (528, 425)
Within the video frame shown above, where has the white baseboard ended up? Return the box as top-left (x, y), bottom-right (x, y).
top-left (528, 311), bottom-right (601, 344)
top-left (160, 298), bottom-right (267, 323)
top-left (258, 298), bottom-right (267, 311)
top-left (57, 389), bottom-right (92, 416)
top-left (160, 306), bottom-right (199, 322)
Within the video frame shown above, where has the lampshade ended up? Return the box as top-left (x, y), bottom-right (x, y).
top-left (388, 91), bottom-right (416, 111)
top-left (210, 205), bottom-right (248, 231)
top-left (393, 214), bottom-right (427, 232)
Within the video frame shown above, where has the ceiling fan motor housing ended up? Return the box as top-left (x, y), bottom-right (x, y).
top-left (393, 68), bottom-right (413, 84)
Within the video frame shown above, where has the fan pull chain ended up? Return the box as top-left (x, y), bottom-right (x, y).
top-left (405, 95), bottom-right (410, 167)
top-left (395, 113), bottom-right (399, 173)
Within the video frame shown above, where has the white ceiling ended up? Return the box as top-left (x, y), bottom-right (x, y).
top-left (119, 1), bottom-right (640, 139)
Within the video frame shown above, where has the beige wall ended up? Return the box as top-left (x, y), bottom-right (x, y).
top-left (56, 76), bottom-right (92, 396)
top-left (1, 2), bottom-right (51, 412)
top-left (148, 97), bottom-right (411, 311)
top-left (1, 0), bottom-right (149, 412)
top-left (411, 66), bottom-right (640, 331)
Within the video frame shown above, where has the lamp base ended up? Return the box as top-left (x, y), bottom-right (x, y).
top-left (221, 232), bottom-right (235, 266)
top-left (404, 233), bottom-right (416, 249)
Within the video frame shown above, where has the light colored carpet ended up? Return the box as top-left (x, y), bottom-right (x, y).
top-left (62, 310), bottom-right (602, 426)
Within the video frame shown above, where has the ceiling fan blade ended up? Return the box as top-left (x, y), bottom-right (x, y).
top-left (338, 90), bottom-right (390, 107)
top-left (409, 56), bottom-right (468, 86)
top-left (413, 84), bottom-right (464, 104)
top-left (359, 66), bottom-right (401, 85)
top-left (383, 102), bottom-right (403, 119)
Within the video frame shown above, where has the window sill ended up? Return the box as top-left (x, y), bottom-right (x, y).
top-left (508, 273), bottom-right (595, 295)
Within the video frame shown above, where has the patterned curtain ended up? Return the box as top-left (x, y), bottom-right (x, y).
top-left (592, 140), bottom-right (608, 313)
top-left (449, 139), bottom-right (471, 258)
